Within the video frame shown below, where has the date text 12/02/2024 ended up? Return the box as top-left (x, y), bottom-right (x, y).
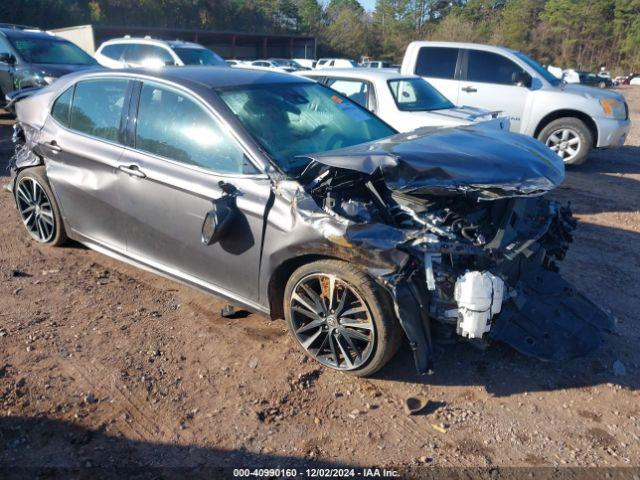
top-left (232, 468), bottom-right (400, 477)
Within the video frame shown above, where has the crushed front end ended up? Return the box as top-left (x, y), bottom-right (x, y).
top-left (299, 127), bottom-right (614, 374)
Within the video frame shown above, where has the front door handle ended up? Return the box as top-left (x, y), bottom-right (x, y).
top-left (462, 86), bottom-right (478, 93)
top-left (44, 140), bottom-right (62, 154)
top-left (118, 164), bottom-right (146, 178)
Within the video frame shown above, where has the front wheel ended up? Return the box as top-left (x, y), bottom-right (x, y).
top-left (538, 117), bottom-right (593, 165)
top-left (284, 260), bottom-right (402, 377)
top-left (14, 166), bottom-right (67, 246)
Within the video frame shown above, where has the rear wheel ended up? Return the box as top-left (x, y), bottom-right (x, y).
top-left (538, 117), bottom-right (593, 165)
top-left (14, 167), bottom-right (66, 246)
top-left (284, 259), bottom-right (402, 377)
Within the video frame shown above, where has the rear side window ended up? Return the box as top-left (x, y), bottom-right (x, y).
top-left (325, 78), bottom-right (370, 108)
top-left (135, 83), bottom-right (255, 174)
top-left (415, 47), bottom-right (459, 79)
top-left (467, 50), bottom-right (525, 85)
top-left (51, 87), bottom-right (73, 126)
top-left (101, 43), bottom-right (126, 60)
top-left (69, 79), bottom-right (128, 143)
top-left (124, 44), bottom-right (174, 66)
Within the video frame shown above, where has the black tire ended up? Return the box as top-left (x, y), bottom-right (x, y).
top-left (537, 117), bottom-right (593, 166)
top-left (284, 259), bottom-right (402, 377)
top-left (14, 166), bottom-right (67, 246)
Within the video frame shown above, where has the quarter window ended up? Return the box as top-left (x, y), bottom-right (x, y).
top-left (415, 47), bottom-right (459, 79)
top-left (135, 84), bottom-right (254, 174)
top-left (69, 79), bottom-right (128, 143)
top-left (467, 50), bottom-right (525, 85)
top-left (51, 86), bottom-right (74, 127)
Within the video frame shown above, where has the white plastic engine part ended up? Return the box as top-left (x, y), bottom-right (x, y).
top-left (454, 271), bottom-right (505, 339)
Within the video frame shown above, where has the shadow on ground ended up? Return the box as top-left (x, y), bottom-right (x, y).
top-left (0, 415), bottom-right (357, 478)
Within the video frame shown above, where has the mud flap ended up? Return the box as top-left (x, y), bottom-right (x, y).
top-left (490, 267), bottom-right (614, 361)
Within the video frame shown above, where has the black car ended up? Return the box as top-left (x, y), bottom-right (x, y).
top-left (577, 70), bottom-right (613, 89)
top-left (0, 24), bottom-right (99, 105)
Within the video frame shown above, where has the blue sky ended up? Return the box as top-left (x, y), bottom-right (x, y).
top-left (358, 0), bottom-right (376, 11)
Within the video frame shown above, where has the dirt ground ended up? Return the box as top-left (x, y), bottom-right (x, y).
top-left (1, 88), bottom-right (639, 477)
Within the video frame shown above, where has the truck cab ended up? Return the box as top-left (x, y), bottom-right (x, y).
top-left (401, 41), bottom-right (630, 165)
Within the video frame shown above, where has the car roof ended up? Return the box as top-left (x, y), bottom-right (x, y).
top-left (0, 28), bottom-right (63, 41)
top-left (100, 37), bottom-right (205, 49)
top-left (407, 40), bottom-right (517, 55)
top-left (70, 66), bottom-right (313, 90)
top-left (303, 68), bottom-right (413, 82)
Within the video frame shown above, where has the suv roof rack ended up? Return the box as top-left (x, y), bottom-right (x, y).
top-left (0, 23), bottom-right (42, 31)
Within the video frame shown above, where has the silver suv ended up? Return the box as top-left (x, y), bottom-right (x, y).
top-left (95, 36), bottom-right (226, 69)
top-left (402, 41), bottom-right (631, 165)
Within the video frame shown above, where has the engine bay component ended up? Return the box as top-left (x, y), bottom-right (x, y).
top-left (454, 271), bottom-right (504, 339)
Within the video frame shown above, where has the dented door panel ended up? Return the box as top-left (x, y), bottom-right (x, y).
top-left (37, 118), bottom-right (127, 250)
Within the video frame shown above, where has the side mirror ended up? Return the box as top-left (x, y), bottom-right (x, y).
top-left (201, 195), bottom-right (236, 245)
top-left (0, 52), bottom-right (16, 65)
top-left (512, 71), bottom-right (532, 88)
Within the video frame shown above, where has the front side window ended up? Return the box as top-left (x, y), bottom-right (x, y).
top-left (388, 78), bottom-right (454, 111)
top-left (173, 47), bottom-right (225, 66)
top-left (101, 43), bottom-right (126, 61)
top-left (325, 78), bottom-right (370, 108)
top-left (8, 37), bottom-right (97, 65)
top-left (51, 86), bottom-right (74, 126)
top-left (69, 79), bottom-right (128, 142)
top-left (415, 47), bottom-right (459, 79)
top-left (467, 50), bottom-right (525, 85)
top-left (135, 83), bottom-right (253, 174)
top-left (217, 82), bottom-right (395, 176)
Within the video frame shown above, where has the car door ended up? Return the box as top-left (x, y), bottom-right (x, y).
top-left (0, 36), bottom-right (17, 97)
top-left (412, 46), bottom-right (461, 104)
top-left (37, 78), bottom-right (130, 250)
top-left (458, 49), bottom-right (530, 132)
top-left (116, 81), bottom-right (271, 302)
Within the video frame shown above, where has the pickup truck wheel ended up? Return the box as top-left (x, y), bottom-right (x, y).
top-left (538, 117), bottom-right (593, 165)
top-left (14, 166), bottom-right (67, 246)
top-left (284, 260), bottom-right (402, 377)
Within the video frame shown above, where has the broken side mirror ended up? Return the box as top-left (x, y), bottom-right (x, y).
top-left (512, 71), bottom-right (532, 88)
top-left (0, 53), bottom-right (16, 65)
top-left (201, 194), bottom-right (236, 245)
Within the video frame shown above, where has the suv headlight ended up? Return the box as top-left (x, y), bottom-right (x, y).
top-left (599, 98), bottom-right (627, 120)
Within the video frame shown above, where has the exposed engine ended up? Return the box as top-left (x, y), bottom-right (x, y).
top-left (299, 161), bottom-right (610, 373)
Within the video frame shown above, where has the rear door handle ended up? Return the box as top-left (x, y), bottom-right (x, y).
top-left (44, 140), bottom-right (62, 154)
top-left (118, 164), bottom-right (146, 178)
top-left (462, 86), bottom-right (478, 93)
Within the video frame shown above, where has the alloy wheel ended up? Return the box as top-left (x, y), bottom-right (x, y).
top-left (546, 128), bottom-right (581, 162)
top-left (15, 177), bottom-right (55, 243)
top-left (289, 273), bottom-right (375, 371)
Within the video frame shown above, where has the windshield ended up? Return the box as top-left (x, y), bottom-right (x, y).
top-left (217, 82), bottom-right (395, 176)
top-left (173, 47), bottom-right (226, 66)
top-left (9, 37), bottom-right (97, 65)
top-left (388, 78), bottom-right (454, 111)
top-left (513, 51), bottom-right (561, 86)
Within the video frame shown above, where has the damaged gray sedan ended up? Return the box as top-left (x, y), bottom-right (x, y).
top-left (8, 67), bottom-right (613, 376)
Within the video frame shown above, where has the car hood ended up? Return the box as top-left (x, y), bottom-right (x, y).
top-left (559, 82), bottom-right (624, 101)
top-left (303, 126), bottom-right (564, 200)
top-left (421, 106), bottom-right (503, 123)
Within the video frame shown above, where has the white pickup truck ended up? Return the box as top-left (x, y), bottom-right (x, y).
top-left (401, 41), bottom-right (631, 165)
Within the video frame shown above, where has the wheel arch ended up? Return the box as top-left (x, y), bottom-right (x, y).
top-left (267, 253), bottom-right (342, 321)
top-left (533, 109), bottom-right (598, 146)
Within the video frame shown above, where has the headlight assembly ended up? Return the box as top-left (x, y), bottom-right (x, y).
top-left (599, 98), bottom-right (627, 120)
